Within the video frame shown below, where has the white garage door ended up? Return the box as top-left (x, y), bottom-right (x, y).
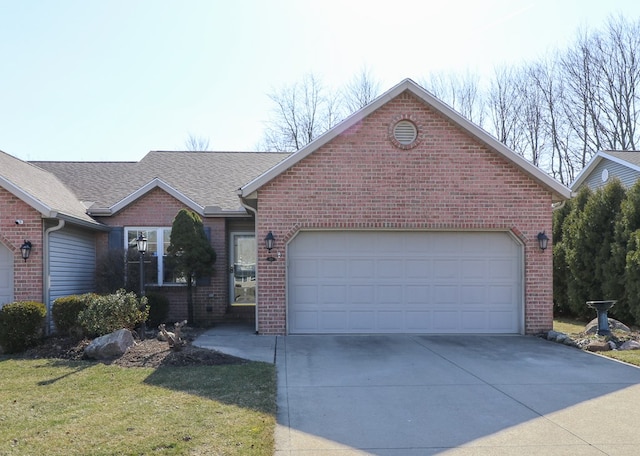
top-left (0, 243), bottom-right (14, 308)
top-left (288, 231), bottom-right (522, 334)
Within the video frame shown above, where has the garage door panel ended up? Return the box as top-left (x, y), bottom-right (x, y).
top-left (489, 311), bottom-right (515, 330)
top-left (460, 285), bottom-right (486, 305)
top-left (378, 285), bottom-right (402, 304)
top-left (377, 259), bottom-right (403, 278)
top-left (489, 259), bottom-right (515, 278)
top-left (320, 259), bottom-right (346, 278)
top-left (350, 311), bottom-right (375, 330)
top-left (433, 260), bottom-right (459, 279)
top-left (405, 259), bottom-right (431, 278)
top-left (350, 259), bottom-right (374, 278)
top-left (320, 285), bottom-right (347, 304)
top-left (378, 311), bottom-right (403, 330)
top-left (406, 285), bottom-right (430, 303)
top-left (406, 311), bottom-right (431, 330)
top-left (288, 231), bottom-right (522, 334)
top-left (321, 311), bottom-right (348, 330)
top-left (433, 311), bottom-right (460, 330)
top-left (291, 311), bottom-right (318, 331)
top-left (462, 311), bottom-right (486, 330)
top-left (292, 258), bottom-right (318, 278)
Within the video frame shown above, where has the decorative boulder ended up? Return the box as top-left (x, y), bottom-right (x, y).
top-left (585, 340), bottom-right (611, 352)
top-left (84, 329), bottom-right (135, 360)
top-left (620, 340), bottom-right (640, 351)
top-left (584, 318), bottom-right (630, 335)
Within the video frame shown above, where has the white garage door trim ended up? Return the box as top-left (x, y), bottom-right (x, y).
top-left (287, 230), bottom-right (523, 335)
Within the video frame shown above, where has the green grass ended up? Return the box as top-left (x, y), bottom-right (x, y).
top-left (0, 359), bottom-right (276, 455)
top-left (553, 317), bottom-right (587, 335)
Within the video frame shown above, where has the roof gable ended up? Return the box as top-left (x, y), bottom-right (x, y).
top-left (240, 78), bottom-right (571, 203)
top-left (571, 150), bottom-right (640, 190)
top-left (0, 150), bottom-right (101, 227)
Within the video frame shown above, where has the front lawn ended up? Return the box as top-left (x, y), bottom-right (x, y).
top-left (553, 318), bottom-right (640, 367)
top-left (0, 359), bottom-right (276, 455)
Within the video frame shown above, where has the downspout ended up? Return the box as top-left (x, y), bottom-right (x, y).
top-left (239, 198), bottom-right (259, 334)
top-left (44, 219), bottom-right (65, 334)
top-left (552, 200), bottom-right (567, 212)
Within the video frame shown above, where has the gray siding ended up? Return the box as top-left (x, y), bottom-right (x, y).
top-left (583, 159), bottom-right (640, 190)
top-left (49, 227), bottom-right (96, 309)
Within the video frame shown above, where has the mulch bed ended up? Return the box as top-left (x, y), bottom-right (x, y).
top-left (14, 328), bottom-right (246, 368)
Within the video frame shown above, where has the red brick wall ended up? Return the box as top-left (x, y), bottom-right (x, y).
top-left (0, 188), bottom-right (44, 303)
top-left (96, 188), bottom-right (229, 326)
top-left (255, 92), bottom-right (553, 335)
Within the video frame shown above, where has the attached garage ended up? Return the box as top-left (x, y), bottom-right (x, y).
top-left (288, 231), bottom-right (523, 334)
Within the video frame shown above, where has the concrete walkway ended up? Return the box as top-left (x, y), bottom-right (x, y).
top-left (195, 328), bottom-right (640, 455)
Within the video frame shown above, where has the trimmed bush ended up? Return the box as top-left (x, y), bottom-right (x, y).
top-left (77, 289), bottom-right (149, 337)
top-left (51, 293), bottom-right (96, 338)
top-left (145, 292), bottom-right (170, 328)
top-left (0, 301), bottom-right (47, 354)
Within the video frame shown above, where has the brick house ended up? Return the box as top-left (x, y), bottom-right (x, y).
top-left (0, 79), bottom-right (570, 335)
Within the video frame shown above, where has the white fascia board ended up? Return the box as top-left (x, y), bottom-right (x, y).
top-left (109, 178), bottom-right (204, 216)
top-left (0, 175), bottom-right (55, 217)
top-left (239, 78), bottom-right (571, 202)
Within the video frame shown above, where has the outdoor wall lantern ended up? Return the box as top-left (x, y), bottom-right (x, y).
top-left (20, 240), bottom-right (32, 262)
top-left (265, 231), bottom-right (276, 262)
top-left (135, 234), bottom-right (147, 296)
top-left (537, 231), bottom-right (549, 251)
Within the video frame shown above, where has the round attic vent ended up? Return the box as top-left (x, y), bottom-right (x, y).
top-left (393, 120), bottom-right (418, 145)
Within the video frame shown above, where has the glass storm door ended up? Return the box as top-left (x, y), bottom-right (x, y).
top-left (230, 233), bottom-right (256, 306)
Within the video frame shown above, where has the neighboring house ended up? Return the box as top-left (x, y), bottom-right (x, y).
top-left (570, 150), bottom-right (640, 191)
top-left (0, 79), bottom-right (571, 336)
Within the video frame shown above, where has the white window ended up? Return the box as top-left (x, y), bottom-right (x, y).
top-left (125, 227), bottom-right (185, 286)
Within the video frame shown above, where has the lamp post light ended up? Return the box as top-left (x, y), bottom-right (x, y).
top-left (135, 234), bottom-right (148, 296)
top-left (135, 233), bottom-right (148, 340)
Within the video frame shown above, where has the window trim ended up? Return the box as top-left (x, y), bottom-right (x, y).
top-left (125, 226), bottom-right (184, 287)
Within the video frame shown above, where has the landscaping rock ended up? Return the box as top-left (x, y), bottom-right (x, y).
top-left (546, 330), bottom-right (563, 342)
top-left (84, 329), bottom-right (135, 360)
top-left (620, 340), bottom-right (640, 351)
top-left (585, 340), bottom-right (611, 352)
top-left (584, 318), bottom-right (630, 335)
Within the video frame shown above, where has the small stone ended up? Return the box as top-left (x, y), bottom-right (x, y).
top-left (546, 330), bottom-right (562, 341)
top-left (562, 337), bottom-right (578, 347)
top-left (608, 341), bottom-right (618, 350)
top-left (586, 340), bottom-right (611, 352)
top-left (555, 333), bottom-right (568, 343)
top-left (620, 340), bottom-right (640, 351)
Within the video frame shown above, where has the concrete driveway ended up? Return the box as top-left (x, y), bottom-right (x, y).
top-left (274, 334), bottom-right (640, 455)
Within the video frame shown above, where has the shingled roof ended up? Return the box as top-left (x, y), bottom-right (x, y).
top-left (0, 150), bottom-right (99, 225)
top-left (32, 151), bottom-right (290, 215)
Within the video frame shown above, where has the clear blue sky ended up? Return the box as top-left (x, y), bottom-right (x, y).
top-left (2, 0), bottom-right (640, 162)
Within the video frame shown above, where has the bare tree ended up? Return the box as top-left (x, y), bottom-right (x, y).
top-left (184, 133), bottom-right (211, 151)
top-left (342, 66), bottom-right (381, 113)
top-left (422, 70), bottom-right (486, 127)
top-left (262, 73), bottom-right (342, 152)
top-left (487, 66), bottom-right (527, 155)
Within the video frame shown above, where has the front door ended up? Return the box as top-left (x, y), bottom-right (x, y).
top-left (229, 233), bottom-right (256, 306)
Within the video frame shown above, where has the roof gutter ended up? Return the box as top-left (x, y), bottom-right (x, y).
top-left (43, 219), bottom-right (65, 334)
